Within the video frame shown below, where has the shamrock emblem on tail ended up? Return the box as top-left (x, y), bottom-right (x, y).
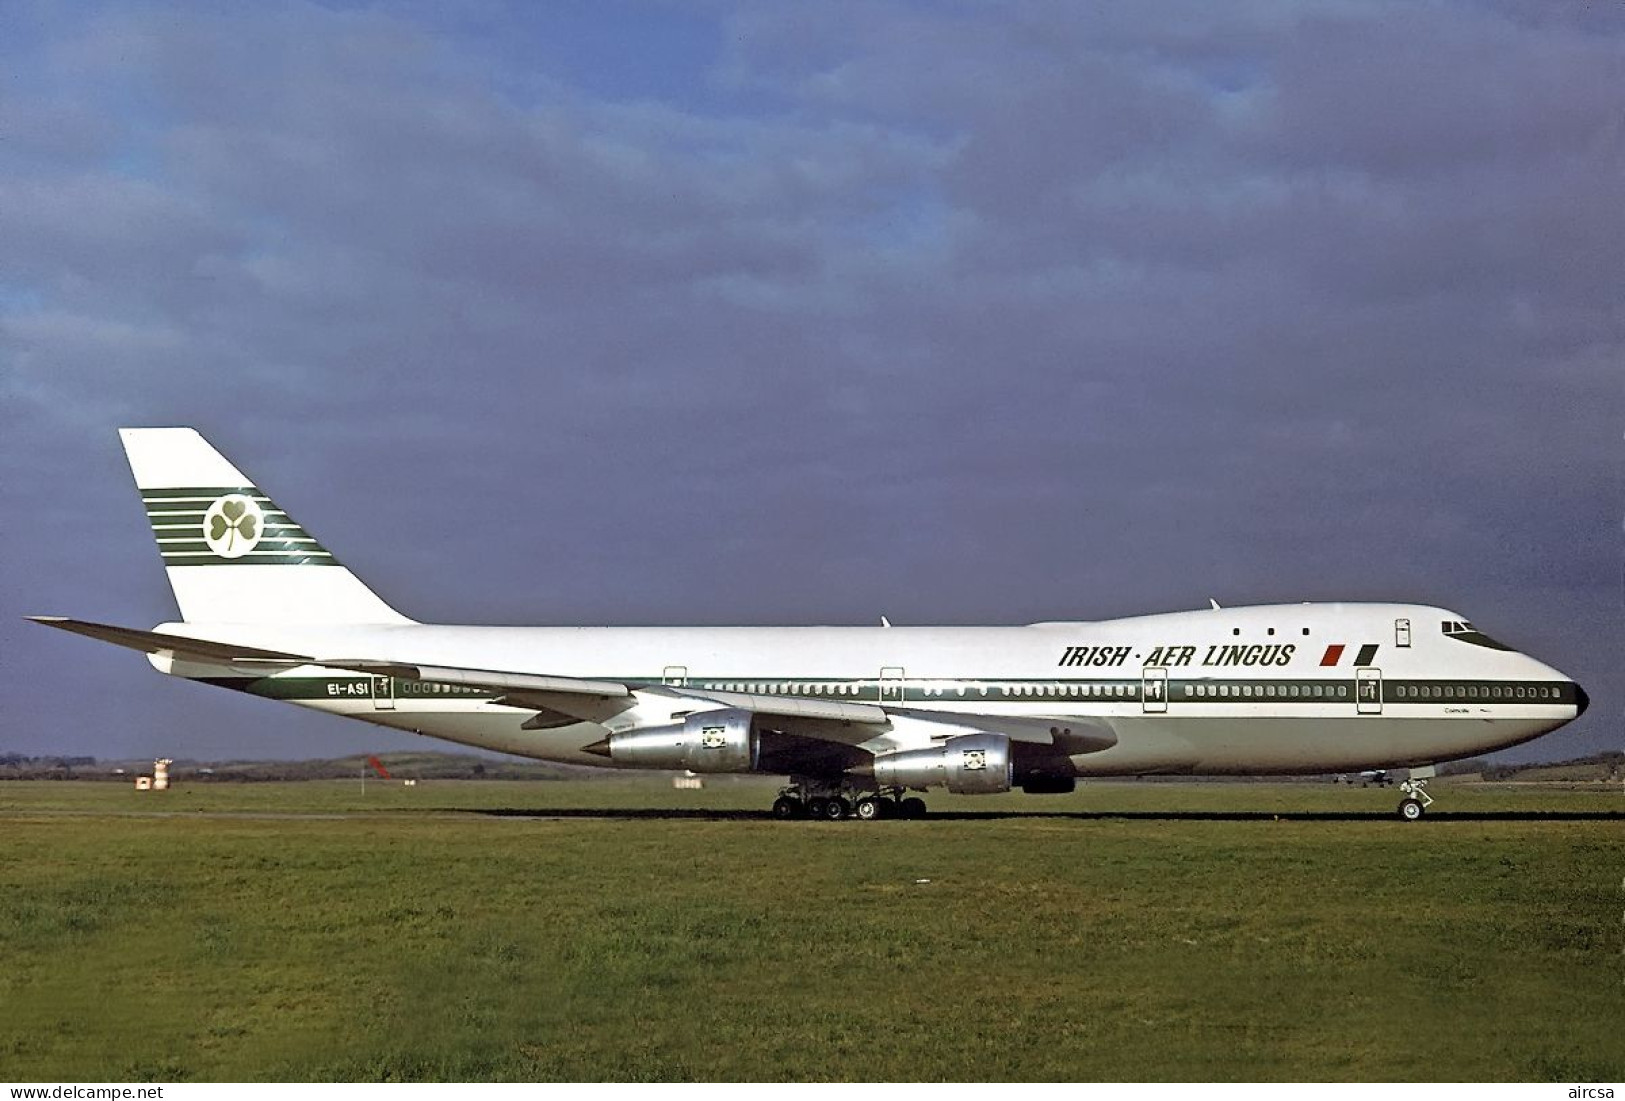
top-left (202, 494), bottom-right (264, 559)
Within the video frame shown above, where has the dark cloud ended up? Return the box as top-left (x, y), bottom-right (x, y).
top-left (2, 1), bottom-right (1618, 762)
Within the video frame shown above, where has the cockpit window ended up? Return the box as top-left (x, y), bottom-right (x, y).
top-left (1440, 620), bottom-right (1514, 651)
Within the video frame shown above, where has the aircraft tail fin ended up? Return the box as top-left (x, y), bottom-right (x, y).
top-left (120, 428), bottom-right (413, 625)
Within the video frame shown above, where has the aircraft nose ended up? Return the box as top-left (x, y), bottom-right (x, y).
top-left (1575, 683), bottom-right (1589, 717)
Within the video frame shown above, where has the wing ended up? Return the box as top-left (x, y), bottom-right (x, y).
top-left (29, 618), bottom-right (1115, 752)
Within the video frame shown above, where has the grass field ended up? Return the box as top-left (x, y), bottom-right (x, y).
top-left (1, 778), bottom-right (1620, 1082)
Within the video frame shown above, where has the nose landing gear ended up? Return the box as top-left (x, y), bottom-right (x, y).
top-left (1397, 777), bottom-right (1433, 821)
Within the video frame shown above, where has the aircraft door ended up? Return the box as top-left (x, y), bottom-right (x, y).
top-left (372, 675), bottom-right (395, 711)
top-left (1357, 668), bottom-right (1382, 715)
top-left (1142, 667), bottom-right (1168, 714)
top-left (880, 667), bottom-right (905, 704)
top-left (662, 665), bottom-right (688, 687)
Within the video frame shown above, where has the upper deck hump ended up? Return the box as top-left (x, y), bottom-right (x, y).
top-left (1028, 601), bottom-right (1453, 630)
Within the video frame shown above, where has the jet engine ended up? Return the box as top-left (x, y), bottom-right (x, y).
top-left (872, 732), bottom-right (1012, 794)
top-left (603, 709), bottom-right (760, 773)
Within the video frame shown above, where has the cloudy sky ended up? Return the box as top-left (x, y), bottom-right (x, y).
top-left (3, 1), bottom-right (1619, 764)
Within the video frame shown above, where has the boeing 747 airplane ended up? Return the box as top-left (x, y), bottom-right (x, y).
top-left (32, 429), bottom-right (1587, 821)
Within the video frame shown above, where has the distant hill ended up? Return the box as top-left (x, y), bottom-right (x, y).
top-left (0, 751), bottom-right (609, 782)
top-left (1440, 751), bottom-right (1622, 783)
top-left (2, 749), bottom-right (1619, 784)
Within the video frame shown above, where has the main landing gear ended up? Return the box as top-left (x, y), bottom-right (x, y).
top-left (771, 778), bottom-right (927, 821)
top-left (1396, 777), bottom-right (1434, 821)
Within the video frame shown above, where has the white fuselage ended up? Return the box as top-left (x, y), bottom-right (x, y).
top-left (155, 602), bottom-right (1581, 777)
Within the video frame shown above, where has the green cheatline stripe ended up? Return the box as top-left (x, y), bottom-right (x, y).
top-left (141, 486), bottom-right (261, 500)
top-left (192, 673), bottom-right (1577, 706)
top-left (204, 676), bottom-right (492, 701)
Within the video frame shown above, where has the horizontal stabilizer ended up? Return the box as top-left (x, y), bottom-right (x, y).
top-left (27, 617), bottom-right (308, 665)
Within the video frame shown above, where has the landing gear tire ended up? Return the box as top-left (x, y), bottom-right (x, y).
top-left (772, 796), bottom-right (804, 820)
top-left (821, 797), bottom-right (850, 821)
top-left (806, 797), bottom-right (830, 819)
top-left (1398, 797), bottom-right (1425, 822)
top-left (899, 796), bottom-right (927, 819)
top-left (855, 797), bottom-right (884, 821)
